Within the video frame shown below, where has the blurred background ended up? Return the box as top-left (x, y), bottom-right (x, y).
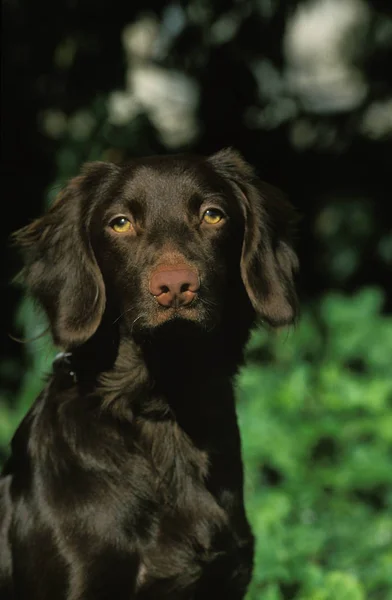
top-left (1, 0), bottom-right (392, 598)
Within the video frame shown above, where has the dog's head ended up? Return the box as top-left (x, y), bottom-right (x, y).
top-left (14, 149), bottom-right (298, 349)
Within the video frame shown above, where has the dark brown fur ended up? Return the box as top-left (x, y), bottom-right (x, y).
top-left (0, 149), bottom-right (298, 599)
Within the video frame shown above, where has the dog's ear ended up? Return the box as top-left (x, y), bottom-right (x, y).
top-left (209, 148), bottom-right (299, 327)
top-left (13, 162), bottom-right (119, 349)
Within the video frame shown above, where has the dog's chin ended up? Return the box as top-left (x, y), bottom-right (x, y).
top-left (153, 318), bottom-right (209, 341)
top-left (128, 304), bottom-right (219, 341)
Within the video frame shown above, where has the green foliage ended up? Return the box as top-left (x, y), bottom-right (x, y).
top-left (240, 288), bottom-right (392, 600)
top-left (0, 299), bottom-right (55, 453)
top-left (1, 288), bottom-right (391, 599)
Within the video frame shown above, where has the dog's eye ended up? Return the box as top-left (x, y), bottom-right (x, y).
top-left (110, 217), bottom-right (132, 233)
top-left (202, 209), bottom-right (224, 225)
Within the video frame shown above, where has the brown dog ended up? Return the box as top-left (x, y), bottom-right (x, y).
top-left (0, 149), bottom-right (298, 599)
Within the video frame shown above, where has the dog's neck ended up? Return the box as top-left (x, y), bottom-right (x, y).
top-left (98, 329), bottom-right (235, 396)
top-left (65, 319), bottom-right (250, 413)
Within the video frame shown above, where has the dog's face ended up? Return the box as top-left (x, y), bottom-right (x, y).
top-left (14, 149), bottom-right (299, 349)
top-left (89, 155), bottom-right (246, 336)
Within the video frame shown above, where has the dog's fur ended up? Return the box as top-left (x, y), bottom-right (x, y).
top-left (0, 149), bottom-right (298, 599)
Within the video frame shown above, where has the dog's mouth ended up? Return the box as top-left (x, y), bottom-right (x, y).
top-left (152, 299), bottom-right (206, 327)
top-left (124, 293), bottom-right (218, 337)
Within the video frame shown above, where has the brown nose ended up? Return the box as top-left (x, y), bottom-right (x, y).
top-left (149, 264), bottom-right (199, 308)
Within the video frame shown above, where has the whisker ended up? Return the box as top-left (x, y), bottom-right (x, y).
top-left (112, 307), bottom-right (135, 325)
top-left (198, 296), bottom-right (219, 309)
top-left (130, 314), bottom-right (144, 334)
top-left (113, 310), bottom-right (146, 335)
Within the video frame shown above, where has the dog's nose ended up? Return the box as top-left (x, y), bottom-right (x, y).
top-left (149, 265), bottom-right (199, 308)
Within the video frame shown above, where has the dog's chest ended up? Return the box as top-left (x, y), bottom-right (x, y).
top-left (132, 417), bottom-right (228, 587)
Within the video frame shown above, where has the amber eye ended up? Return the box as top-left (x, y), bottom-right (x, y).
top-left (202, 208), bottom-right (224, 225)
top-left (110, 216), bottom-right (132, 233)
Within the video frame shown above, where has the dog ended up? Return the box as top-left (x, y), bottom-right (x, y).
top-left (0, 148), bottom-right (298, 599)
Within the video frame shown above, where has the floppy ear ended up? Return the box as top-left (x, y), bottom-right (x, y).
top-left (13, 161), bottom-right (119, 349)
top-left (209, 148), bottom-right (299, 327)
